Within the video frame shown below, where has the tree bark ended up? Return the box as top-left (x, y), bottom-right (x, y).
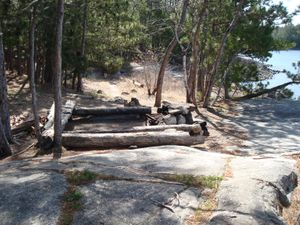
top-left (154, 0), bottom-right (189, 107)
top-left (29, 7), bottom-right (43, 148)
top-left (232, 81), bottom-right (300, 101)
top-left (0, 24), bottom-right (13, 144)
top-left (186, 0), bottom-right (208, 104)
top-left (62, 131), bottom-right (205, 149)
top-left (0, 119), bottom-right (11, 157)
top-left (52, 0), bottom-right (65, 159)
top-left (0, 27), bottom-right (11, 156)
top-left (77, 0), bottom-right (88, 93)
top-left (186, 18), bottom-right (202, 103)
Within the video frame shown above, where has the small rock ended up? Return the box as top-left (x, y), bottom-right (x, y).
top-left (177, 114), bottom-right (186, 124)
top-left (163, 115), bottom-right (177, 125)
top-left (97, 90), bottom-right (103, 94)
top-left (131, 89), bottom-right (137, 93)
top-left (124, 98), bottom-right (141, 107)
top-left (185, 112), bottom-right (194, 124)
top-left (121, 92), bottom-right (130, 96)
top-left (113, 97), bottom-right (126, 104)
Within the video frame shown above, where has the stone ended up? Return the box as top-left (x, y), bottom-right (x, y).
top-left (177, 114), bottom-right (186, 125)
top-left (73, 181), bottom-right (202, 225)
top-left (163, 115), bottom-right (177, 125)
top-left (0, 170), bottom-right (67, 225)
top-left (208, 156), bottom-right (298, 225)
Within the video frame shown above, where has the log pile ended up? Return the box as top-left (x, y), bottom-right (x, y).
top-left (146, 101), bottom-right (209, 136)
top-left (40, 98), bottom-right (207, 150)
top-left (147, 102), bottom-right (195, 126)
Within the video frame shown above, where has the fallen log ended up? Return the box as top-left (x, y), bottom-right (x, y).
top-left (12, 119), bottom-right (34, 135)
top-left (41, 100), bottom-right (76, 150)
top-left (62, 131), bottom-right (205, 149)
top-left (232, 81), bottom-right (300, 101)
top-left (44, 103), bottom-right (55, 130)
top-left (64, 124), bottom-right (202, 134)
top-left (73, 106), bottom-right (151, 116)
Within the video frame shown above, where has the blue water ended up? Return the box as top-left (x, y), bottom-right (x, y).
top-left (265, 50), bottom-right (300, 99)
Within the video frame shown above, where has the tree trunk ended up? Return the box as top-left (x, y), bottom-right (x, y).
top-left (0, 24), bottom-right (13, 144)
top-left (202, 1), bottom-right (244, 108)
top-left (186, 0), bottom-right (208, 104)
top-left (0, 27), bottom-right (12, 156)
top-left (0, 119), bottom-right (11, 157)
top-left (77, 0), bottom-right (88, 93)
top-left (29, 8), bottom-right (43, 148)
top-left (233, 81), bottom-right (300, 101)
top-left (16, 34), bottom-right (22, 76)
top-left (52, 0), bottom-right (65, 159)
top-left (186, 19), bottom-right (202, 103)
top-left (44, 46), bottom-right (53, 85)
top-left (154, 0), bottom-right (190, 107)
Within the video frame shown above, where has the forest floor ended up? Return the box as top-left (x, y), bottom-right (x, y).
top-left (1, 64), bottom-right (300, 225)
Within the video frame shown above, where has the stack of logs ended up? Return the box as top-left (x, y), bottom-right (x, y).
top-left (148, 101), bottom-right (209, 136)
top-left (21, 98), bottom-right (207, 150)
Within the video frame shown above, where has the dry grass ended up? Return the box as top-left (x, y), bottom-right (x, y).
top-left (185, 189), bottom-right (219, 225)
top-left (283, 155), bottom-right (300, 225)
top-left (156, 174), bottom-right (223, 190)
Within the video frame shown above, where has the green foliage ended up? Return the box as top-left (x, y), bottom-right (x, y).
top-left (64, 190), bottom-right (83, 202)
top-left (100, 54), bottom-right (124, 74)
top-left (286, 61), bottom-right (300, 82)
top-left (87, 0), bottom-right (145, 73)
top-left (279, 88), bottom-right (294, 99)
top-left (66, 169), bottom-right (98, 185)
top-left (273, 24), bottom-right (300, 49)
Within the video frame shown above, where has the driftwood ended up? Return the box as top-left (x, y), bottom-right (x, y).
top-left (12, 119), bottom-right (34, 134)
top-left (233, 81), bottom-right (300, 101)
top-left (65, 124), bottom-right (202, 135)
top-left (41, 100), bottom-right (76, 149)
top-left (73, 106), bottom-right (151, 116)
top-left (62, 130), bottom-right (205, 149)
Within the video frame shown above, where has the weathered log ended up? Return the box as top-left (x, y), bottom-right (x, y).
top-left (73, 106), bottom-right (151, 116)
top-left (41, 100), bottom-right (76, 149)
top-left (64, 124), bottom-right (202, 134)
top-left (62, 130), bottom-right (205, 149)
top-left (44, 102), bottom-right (55, 130)
top-left (12, 119), bottom-right (34, 135)
top-left (232, 81), bottom-right (300, 101)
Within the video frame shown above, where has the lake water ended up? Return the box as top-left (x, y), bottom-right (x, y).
top-left (265, 50), bottom-right (300, 99)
